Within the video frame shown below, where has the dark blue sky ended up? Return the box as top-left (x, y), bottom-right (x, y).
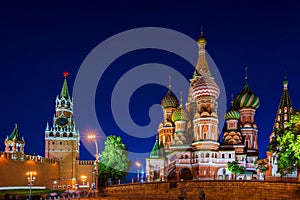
top-left (1, 1), bottom-right (300, 163)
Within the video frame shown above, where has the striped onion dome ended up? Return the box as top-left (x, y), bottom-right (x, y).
top-left (161, 89), bottom-right (179, 109)
top-left (234, 81), bottom-right (260, 109)
top-left (225, 107), bottom-right (240, 120)
top-left (192, 75), bottom-right (220, 100)
top-left (172, 106), bottom-right (189, 122)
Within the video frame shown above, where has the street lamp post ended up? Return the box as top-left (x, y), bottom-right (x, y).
top-left (87, 134), bottom-right (100, 195)
top-left (26, 171), bottom-right (36, 200)
top-left (135, 162), bottom-right (144, 183)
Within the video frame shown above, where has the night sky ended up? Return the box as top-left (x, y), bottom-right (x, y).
top-left (1, 1), bottom-right (300, 171)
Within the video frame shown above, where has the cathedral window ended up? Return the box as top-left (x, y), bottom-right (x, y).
top-left (284, 114), bottom-right (287, 121)
top-left (222, 154), bottom-right (224, 159)
top-left (229, 154), bottom-right (231, 158)
top-left (63, 132), bottom-right (67, 137)
top-left (205, 153), bottom-right (209, 158)
top-left (52, 141), bottom-right (55, 145)
top-left (247, 116), bottom-right (251, 122)
top-left (284, 107), bottom-right (287, 113)
top-left (56, 132), bottom-right (60, 137)
top-left (49, 132), bottom-right (54, 137)
top-left (60, 142), bottom-right (62, 145)
top-left (69, 133), bottom-right (73, 137)
top-left (279, 109), bottom-right (282, 114)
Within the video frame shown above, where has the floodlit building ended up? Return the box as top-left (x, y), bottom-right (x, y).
top-left (146, 33), bottom-right (261, 181)
top-left (0, 74), bottom-right (95, 189)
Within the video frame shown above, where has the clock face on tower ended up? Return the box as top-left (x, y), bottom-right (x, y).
top-left (56, 117), bottom-right (69, 127)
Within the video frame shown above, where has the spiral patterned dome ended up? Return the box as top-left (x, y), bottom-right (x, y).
top-left (233, 82), bottom-right (260, 109)
top-left (172, 106), bottom-right (189, 122)
top-left (192, 75), bottom-right (220, 100)
top-left (161, 89), bottom-right (179, 109)
top-left (225, 107), bottom-right (240, 120)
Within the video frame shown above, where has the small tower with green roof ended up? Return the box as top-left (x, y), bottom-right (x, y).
top-left (4, 124), bottom-right (25, 154)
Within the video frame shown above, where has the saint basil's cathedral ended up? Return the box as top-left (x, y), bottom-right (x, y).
top-left (146, 33), bottom-right (262, 181)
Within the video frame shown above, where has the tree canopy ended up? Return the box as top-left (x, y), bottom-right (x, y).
top-left (226, 161), bottom-right (245, 175)
top-left (269, 112), bottom-right (300, 176)
top-left (98, 135), bottom-right (132, 185)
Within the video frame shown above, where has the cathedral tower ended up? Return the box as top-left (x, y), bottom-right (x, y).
top-left (267, 76), bottom-right (294, 177)
top-left (233, 70), bottom-right (260, 158)
top-left (45, 73), bottom-right (80, 183)
top-left (158, 81), bottom-right (179, 148)
top-left (190, 32), bottom-right (220, 150)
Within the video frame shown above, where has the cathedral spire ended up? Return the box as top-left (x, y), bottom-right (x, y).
top-left (273, 73), bottom-right (293, 130)
top-left (60, 72), bottom-right (70, 99)
top-left (193, 27), bottom-right (211, 77)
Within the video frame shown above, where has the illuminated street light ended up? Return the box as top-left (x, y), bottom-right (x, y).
top-left (87, 133), bottom-right (100, 195)
top-left (26, 171), bottom-right (37, 200)
top-left (81, 175), bottom-right (87, 185)
top-left (135, 161), bottom-right (144, 182)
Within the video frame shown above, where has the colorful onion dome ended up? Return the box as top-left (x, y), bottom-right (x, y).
top-left (225, 107), bottom-right (240, 120)
top-left (172, 106), bottom-right (189, 122)
top-left (233, 81), bottom-right (260, 109)
top-left (192, 75), bottom-right (220, 100)
top-left (161, 89), bottom-right (179, 109)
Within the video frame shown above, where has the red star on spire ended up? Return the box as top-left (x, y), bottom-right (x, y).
top-left (63, 72), bottom-right (69, 77)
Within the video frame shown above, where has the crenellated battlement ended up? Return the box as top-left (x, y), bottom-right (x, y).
top-left (0, 151), bottom-right (59, 164)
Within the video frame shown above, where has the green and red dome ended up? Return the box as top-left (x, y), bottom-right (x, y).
top-left (161, 89), bottom-right (179, 109)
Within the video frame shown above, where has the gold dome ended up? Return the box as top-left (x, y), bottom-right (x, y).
top-left (197, 37), bottom-right (206, 44)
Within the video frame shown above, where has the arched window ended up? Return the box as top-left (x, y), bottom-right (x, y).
top-left (56, 132), bottom-right (60, 137)
top-left (49, 132), bottom-right (54, 137)
top-left (63, 132), bottom-right (67, 137)
top-left (69, 133), bottom-right (73, 137)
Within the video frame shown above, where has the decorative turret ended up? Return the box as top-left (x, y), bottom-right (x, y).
top-left (158, 77), bottom-right (178, 148)
top-left (223, 105), bottom-right (242, 145)
top-left (5, 124), bottom-right (25, 154)
top-left (189, 31), bottom-right (220, 151)
top-left (272, 75), bottom-right (293, 130)
top-left (234, 67), bottom-right (259, 156)
top-left (171, 93), bottom-right (188, 146)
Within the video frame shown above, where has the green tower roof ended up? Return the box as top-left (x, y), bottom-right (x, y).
top-left (60, 77), bottom-right (70, 99)
top-left (150, 139), bottom-right (160, 158)
top-left (7, 124), bottom-right (23, 141)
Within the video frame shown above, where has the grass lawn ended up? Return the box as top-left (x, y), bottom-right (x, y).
top-left (0, 189), bottom-right (51, 197)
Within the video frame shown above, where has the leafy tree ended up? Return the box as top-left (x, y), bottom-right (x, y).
top-left (98, 135), bottom-right (132, 186)
top-left (226, 161), bottom-right (245, 179)
top-left (270, 113), bottom-right (300, 176)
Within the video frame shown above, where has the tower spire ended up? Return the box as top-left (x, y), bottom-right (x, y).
top-left (60, 72), bottom-right (70, 99)
top-left (200, 25), bottom-right (204, 38)
top-left (245, 66), bottom-right (248, 82)
top-left (168, 76), bottom-right (172, 89)
top-left (283, 70), bottom-right (288, 90)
